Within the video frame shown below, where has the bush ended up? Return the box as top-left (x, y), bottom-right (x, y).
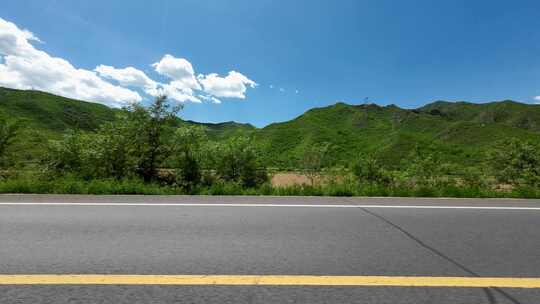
top-left (170, 126), bottom-right (206, 191)
top-left (352, 155), bottom-right (392, 186)
top-left (208, 137), bottom-right (268, 188)
top-left (42, 96), bottom-right (181, 181)
top-left (0, 117), bottom-right (18, 168)
top-left (489, 139), bottom-right (540, 187)
top-left (300, 143), bottom-right (329, 186)
top-left (404, 146), bottom-right (445, 187)
top-left (461, 167), bottom-right (488, 189)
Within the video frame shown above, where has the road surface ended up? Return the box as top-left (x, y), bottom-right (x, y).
top-left (0, 195), bottom-right (539, 303)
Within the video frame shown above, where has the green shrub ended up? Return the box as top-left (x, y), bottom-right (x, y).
top-left (353, 155), bottom-right (392, 186)
top-left (489, 139), bottom-right (540, 188)
top-left (208, 137), bottom-right (268, 188)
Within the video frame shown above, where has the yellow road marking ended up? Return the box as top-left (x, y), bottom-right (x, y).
top-left (0, 275), bottom-right (539, 288)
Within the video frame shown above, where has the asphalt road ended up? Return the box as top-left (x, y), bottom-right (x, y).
top-left (1, 195), bottom-right (540, 303)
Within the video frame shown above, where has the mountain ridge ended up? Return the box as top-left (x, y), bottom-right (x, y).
top-left (1, 86), bottom-right (539, 169)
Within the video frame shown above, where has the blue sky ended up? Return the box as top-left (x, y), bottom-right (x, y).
top-left (2, 0), bottom-right (540, 127)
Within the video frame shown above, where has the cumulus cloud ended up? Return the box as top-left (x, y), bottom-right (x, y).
top-left (0, 18), bottom-right (141, 107)
top-left (152, 54), bottom-right (200, 92)
top-left (197, 71), bottom-right (257, 99)
top-left (160, 81), bottom-right (202, 103)
top-left (99, 54), bottom-right (257, 103)
top-left (95, 65), bottom-right (157, 91)
top-left (0, 18), bottom-right (258, 106)
top-left (535, 96), bottom-right (540, 103)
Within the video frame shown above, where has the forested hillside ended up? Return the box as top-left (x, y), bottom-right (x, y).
top-left (2, 87), bottom-right (539, 170)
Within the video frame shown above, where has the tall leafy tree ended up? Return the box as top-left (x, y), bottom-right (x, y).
top-left (171, 125), bottom-right (207, 189)
top-left (211, 136), bottom-right (268, 187)
top-left (126, 95), bottom-right (181, 181)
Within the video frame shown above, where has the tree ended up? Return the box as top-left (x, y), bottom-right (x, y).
top-left (124, 95), bottom-right (181, 181)
top-left (300, 143), bottom-right (329, 186)
top-left (43, 95), bottom-right (182, 181)
top-left (91, 120), bottom-right (134, 179)
top-left (0, 117), bottom-right (17, 168)
top-left (171, 125), bottom-right (206, 190)
top-left (211, 137), bottom-right (268, 188)
top-left (489, 139), bottom-right (540, 187)
top-left (43, 130), bottom-right (85, 177)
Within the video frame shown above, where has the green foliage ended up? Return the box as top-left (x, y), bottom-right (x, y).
top-left (0, 172), bottom-right (179, 195)
top-left (3, 86), bottom-right (540, 173)
top-left (489, 139), bottom-right (540, 187)
top-left (208, 136), bottom-right (268, 188)
top-left (0, 117), bottom-right (18, 168)
top-left (352, 155), bottom-right (391, 185)
top-left (460, 167), bottom-right (488, 189)
top-left (43, 130), bottom-right (90, 178)
top-left (4, 87), bottom-right (540, 198)
top-left (43, 96), bottom-right (181, 181)
top-left (125, 96), bottom-right (182, 181)
top-left (170, 125), bottom-right (207, 191)
top-left (1, 169), bottom-right (539, 198)
top-left (300, 143), bottom-right (329, 185)
top-left (91, 120), bottom-right (135, 179)
top-left (404, 146), bottom-right (446, 187)
top-left (0, 87), bottom-right (116, 132)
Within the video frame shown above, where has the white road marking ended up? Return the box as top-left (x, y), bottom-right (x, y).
top-left (0, 202), bottom-right (539, 210)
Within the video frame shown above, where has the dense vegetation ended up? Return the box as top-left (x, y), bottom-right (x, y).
top-left (1, 87), bottom-right (540, 197)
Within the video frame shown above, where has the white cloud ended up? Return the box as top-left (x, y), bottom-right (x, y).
top-left (93, 61), bottom-right (204, 103)
top-left (95, 65), bottom-right (157, 91)
top-left (210, 96), bottom-right (221, 104)
top-left (0, 18), bottom-right (258, 106)
top-left (197, 71), bottom-right (257, 99)
top-left (535, 96), bottom-right (540, 103)
top-left (0, 18), bottom-right (141, 107)
top-left (160, 81), bottom-right (202, 103)
top-left (94, 64), bottom-right (200, 103)
top-left (152, 54), bottom-right (200, 92)
top-left (200, 95), bottom-right (222, 104)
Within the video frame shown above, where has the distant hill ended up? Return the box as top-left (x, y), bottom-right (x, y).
top-left (0, 87), bottom-right (254, 162)
top-left (183, 120), bottom-right (256, 140)
top-left (419, 100), bottom-right (540, 132)
top-left (1, 87), bottom-right (539, 169)
top-left (0, 87), bottom-right (116, 132)
top-left (253, 101), bottom-right (540, 169)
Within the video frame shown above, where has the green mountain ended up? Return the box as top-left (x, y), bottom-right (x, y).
top-left (0, 87), bottom-right (255, 136)
top-left (0, 87), bottom-right (256, 162)
top-left (183, 120), bottom-right (256, 140)
top-left (419, 100), bottom-right (540, 132)
top-left (254, 101), bottom-right (540, 169)
top-left (0, 87), bottom-right (117, 133)
top-left (1, 86), bottom-right (539, 170)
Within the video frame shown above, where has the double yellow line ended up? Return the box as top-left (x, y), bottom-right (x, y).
top-left (1, 275), bottom-right (540, 288)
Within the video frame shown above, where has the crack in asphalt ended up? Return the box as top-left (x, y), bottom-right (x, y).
top-left (358, 207), bottom-right (522, 304)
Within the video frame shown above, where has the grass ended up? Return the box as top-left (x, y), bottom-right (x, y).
top-left (1, 173), bottom-right (538, 198)
top-left (0, 175), bottom-right (177, 195)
